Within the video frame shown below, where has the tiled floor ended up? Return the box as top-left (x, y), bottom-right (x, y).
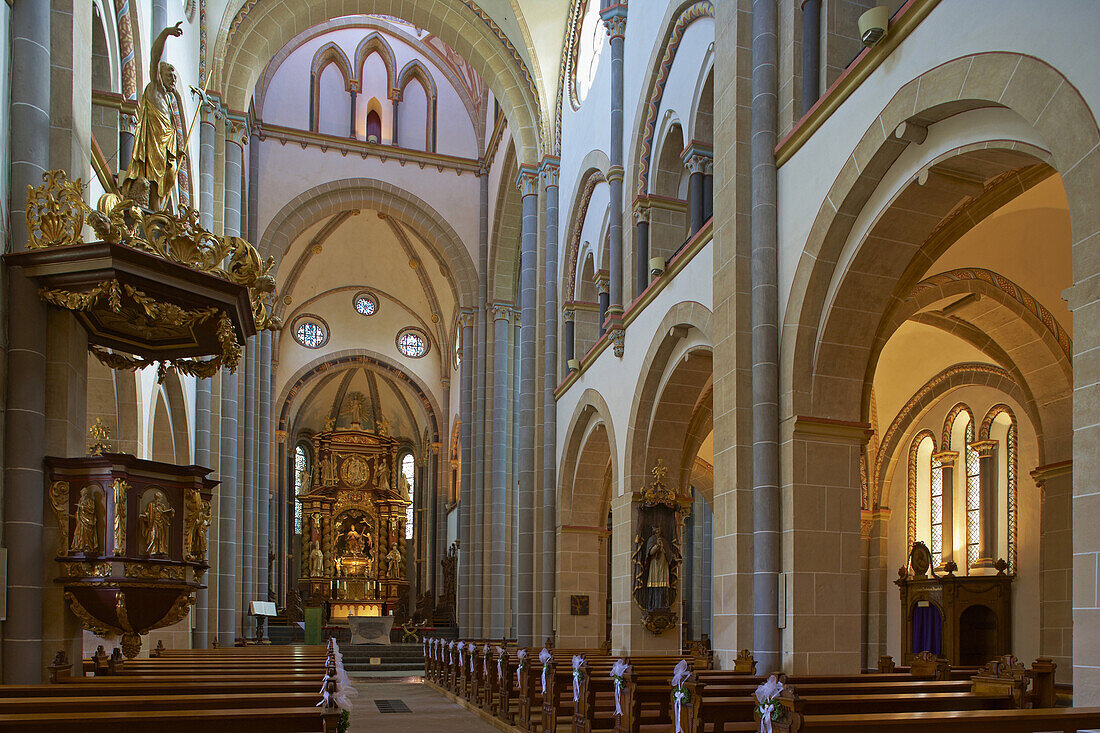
top-left (346, 676), bottom-right (499, 732)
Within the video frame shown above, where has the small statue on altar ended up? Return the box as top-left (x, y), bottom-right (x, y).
top-left (310, 513), bottom-right (322, 545)
top-left (386, 544), bottom-right (403, 578)
top-left (185, 488), bottom-right (210, 562)
top-left (323, 416), bottom-right (336, 432)
top-left (119, 22), bottom-right (186, 211)
top-left (297, 466), bottom-right (311, 493)
top-left (398, 467), bottom-right (411, 499)
top-left (376, 458), bottom-right (391, 492)
top-left (320, 453), bottom-right (337, 486)
top-left (308, 541), bottom-right (325, 577)
top-left (345, 525), bottom-right (365, 556)
top-left (141, 491), bottom-right (175, 556)
top-left (72, 486), bottom-right (99, 554)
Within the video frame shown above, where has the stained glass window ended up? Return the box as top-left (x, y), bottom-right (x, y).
top-left (402, 453), bottom-right (415, 540)
top-left (930, 454), bottom-right (943, 568)
top-left (354, 293), bottom-right (377, 316)
top-left (294, 444), bottom-right (308, 534)
top-left (397, 328), bottom-right (428, 358)
top-left (965, 421), bottom-right (980, 571)
top-left (293, 317), bottom-right (328, 348)
top-left (1007, 419), bottom-right (1017, 574)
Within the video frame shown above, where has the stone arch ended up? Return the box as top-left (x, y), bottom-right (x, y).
top-left (396, 59), bottom-right (438, 100)
top-left (259, 178), bottom-right (477, 308)
top-left (559, 389), bottom-right (618, 527)
top-left (310, 41), bottom-right (354, 85)
top-left (149, 387), bottom-right (176, 463)
top-left (276, 349), bottom-right (442, 442)
top-left (563, 164), bottom-right (608, 302)
top-left (163, 373), bottom-right (191, 464)
top-left (354, 31), bottom-right (398, 92)
top-left (783, 52), bottom-right (1100, 426)
top-left (212, 0), bottom-right (544, 164)
top-left (490, 143), bottom-right (521, 302)
top-left (624, 301), bottom-right (713, 504)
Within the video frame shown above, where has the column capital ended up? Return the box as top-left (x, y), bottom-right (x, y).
top-left (275, 430), bottom-right (288, 444)
top-left (593, 269), bottom-right (610, 293)
top-left (226, 115), bottom-right (249, 147)
top-left (633, 202), bottom-right (652, 224)
top-left (562, 305), bottom-right (576, 322)
top-left (681, 142), bottom-right (714, 175)
top-left (490, 301), bottom-right (514, 322)
top-left (190, 86), bottom-right (224, 122)
top-left (539, 156), bottom-right (560, 187)
top-left (932, 450), bottom-right (959, 466)
top-left (607, 322), bottom-right (625, 357)
top-left (388, 87), bottom-right (403, 102)
top-left (968, 439), bottom-right (997, 458)
top-left (430, 442), bottom-right (442, 454)
top-left (600, 3), bottom-right (628, 39)
top-left (606, 164), bottom-right (624, 184)
top-left (459, 308), bottom-right (477, 329)
top-left (440, 377), bottom-right (450, 390)
top-left (515, 165), bottom-right (539, 197)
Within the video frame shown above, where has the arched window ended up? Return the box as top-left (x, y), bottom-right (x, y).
top-left (365, 109), bottom-right (382, 143)
top-left (401, 453), bottom-right (415, 540)
top-left (964, 421), bottom-right (980, 569)
top-left (294, 443), bottom-right (309, 534)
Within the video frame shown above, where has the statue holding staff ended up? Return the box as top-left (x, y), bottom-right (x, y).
top-left (120, 22), bottom-right (185, 210)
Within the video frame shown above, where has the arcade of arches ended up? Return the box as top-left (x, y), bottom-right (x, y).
top-left (3, 0), bottom-right (1100, 716)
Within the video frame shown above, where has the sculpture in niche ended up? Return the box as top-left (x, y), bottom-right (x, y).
top-left (119, 22), bottom-right (186, 211)
top-left (398, 466), bottom-right (411, 499)
top-left (320, 453), bottom-right (337, 486)
top-left (631, 459), bottom-right (686, 634)
top-left (310, 512), bottom-right (323, 545)
top-left (308, 541), bottom-right (325, 577)
top-left (377, 414), bottom-right (390, 437)
top-left (323, 415), bottom-right (336, 432)
top-left (72, 485), bottom-right (100, 554)
top-left (112, 479), bottom-right (128, 555)
top-left (347, 393), bottom-right (365, 426)
top-left (141, 491), bottom-right (174, 556)
top-left (375, 457), bottom-right (391, 492)
top-left (297, 465), bottom-right (311, 493)
top-left (641, 526), bottom-right (671, 610)
top-left (386, 544), bottom-right (403, 578)
top-left (185, 488), bottom-right (210, 562)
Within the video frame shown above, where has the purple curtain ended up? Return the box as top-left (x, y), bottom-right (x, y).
top-left (912, 604), bottom-right (942, 656)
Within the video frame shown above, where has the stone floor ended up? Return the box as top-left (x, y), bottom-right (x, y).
top-left (347, 676), bottom-right (499, 732)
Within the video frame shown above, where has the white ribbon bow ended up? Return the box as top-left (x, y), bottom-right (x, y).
top-left (483, 644), bottom-right (491, 676)
top-left (671, 659), bottom-right (691, 733)
top-left (610, 659), bottom-right (630, 716)
top-left (754, 674), bottom-right (784, 733)
top-left (496, 646), bottom-right (506, 681)
top-left (539, 648), bottom-right (553, 696)
top-left (458, 641), bottom-right (465, 667)
top-left (517, 648), bottom-right (528, 686)
top-left (572, 655), bottom-right (585, 702)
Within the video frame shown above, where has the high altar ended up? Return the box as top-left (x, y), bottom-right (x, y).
top-left (298, 398), bottom-right (410, 622)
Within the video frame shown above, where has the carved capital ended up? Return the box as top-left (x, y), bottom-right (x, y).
top-left (932, 450), bottom-right (959, 467)
top-left (539, 157), bottom-right (560, 188)
top-left (606, 165), bottom-right (624, 184)
top-left (388, 87), bottom-right (403, 102)
top-left (491, 302), bottom-right (513, 322)
top-left (600, 4), bottom-right (628, 39)
top-left (562, 306), bottom-right (576, 322)
top-left (226, 117), bottom-right (249, 147)
top-left (515, 165), bottom-right (539, 197)
top-left (607, 324), bottom-right (625, 358)
top-left (459, 308), bottom-right (476, 329)
top-left (969, 439), bottom-right (997, 459)
top-left (633, 205), bottom-right (651, 224)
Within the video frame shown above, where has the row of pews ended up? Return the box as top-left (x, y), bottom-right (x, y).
top-left (0, 641), bottom-right (351, 731)
top-left (422, 637), bottom-right (1100, 732)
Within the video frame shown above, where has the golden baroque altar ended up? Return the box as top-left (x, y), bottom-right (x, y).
top-left (298, 414), bottom-right (410, 621)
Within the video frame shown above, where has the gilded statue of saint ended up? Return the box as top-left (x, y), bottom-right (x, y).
top-left (345, 525), bottom-right (365, 556)
top-left (141, 492), bottom-right (175, 556)
top-left (386, 544), bottom-right (403, 579)
top-left (376, 459), bottom-right (391, 492)
top-left (120, 22), bottom-right (186, 211)
top-left (185, 489), bottom-right (210, 563)
top-left (398, 468), bottom-right (411, 499)
top-left (642, 526), bottom-right (671, 611)
top-left (320, 453), bottom-right (337, 486)
top-left (72, 486), bottom-right (99, 554)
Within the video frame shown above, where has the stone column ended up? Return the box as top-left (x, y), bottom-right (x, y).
top-left (4, 0), bottom-right (50, 683)
top-left (595, 271), bottom-right (610, 337)
top-left (151, 0), bottom-right (168, 37)
top-left (563, 307), bottom-right (576, 367)
top-left (259, 331), bottom-right (273, 604)
top-left (634, 204), bottom-right (651, 294)
top-left (541, 158), bottom-right (560, 638)
top-left (516, 165), bottom-right (540, 645)
top-left (971, 440), bottom-right (998, 571)
top-left (750, 0), bottom-right (780, 673)
top-left (682, 144), bottom-right (713, 236)
top-left (218, 118), bottom-right (246, 646)
top-left (242, 344), bottom-right (256, 637)
top-left (457, 309), bottom-right (475, 635)
top-left (800, 0), bottom-right (821, 116)
top-left (933, 451), bottom-right (957, 570)
top-left (119, 113), bottom-right (137, 174)
top-left (601, 3), bottom-right (627, 353)
top-left (1033, 462), bottom-right (1072, 682)
top-left (348, 83), bottom-right (358, 139)
top-left (193, 103), bottom-right (217, 648)
top-left (862, 508), bottom-right (891, 668)
top-left (390, 89), bottom-right (402, 146)
top-left (490, 304), bottom-right (513, 636)
top-left (472, 170), bottom-right (490, 635)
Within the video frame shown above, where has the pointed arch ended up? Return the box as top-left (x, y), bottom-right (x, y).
top-left (353, 31), bottom-right (398, 92)
top-left (906, 429), bottom-right (937, 551)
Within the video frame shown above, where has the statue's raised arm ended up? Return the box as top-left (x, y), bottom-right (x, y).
top-left (121, 21), bottom-right (185, 211)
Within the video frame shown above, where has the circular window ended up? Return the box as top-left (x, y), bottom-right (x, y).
top-left (353, 291), bottom-right (378, 316)
top-left (396, 327), bottom-right (430, 358)
top-left (572, 0), bottom-right (604, 108)
top-left (292, 315), bottom-right (329, 349)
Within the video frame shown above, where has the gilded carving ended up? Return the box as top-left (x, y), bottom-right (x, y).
top-left (58, 561), bottom-right (111, 578)
top-left (65, 591), bottom-right (118, 637)
top-left (184, 488), bottom-right (211, 563)
top-left (49, 481), bottom-right (70, 555)
top-left (113, 479), bottom-right (129, 555)
top-left (341, 454), bottom-right (370, 488)
top-left (72, 485), bottom-right (100, 555)
top-left (88, 418), bottom-right (112, 456)
top-left (632, 460), bottom-right (686, 634)
top-left (140, 491), bottom-right (174, 556)
top-left (26, 170), bottom-right (86, 248)
top-left (124, 562), bottom-right (185, 580)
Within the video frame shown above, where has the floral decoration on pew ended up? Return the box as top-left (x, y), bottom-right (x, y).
top-left (610, 659), bottom-right (630, 716)
top-left (754, 674), bottom-right (784, 733)
top-left (483, 643), bottom-right (491, 678)
top-left (496, 646), bottom-right (506, 681)
top-left (319, 638), bottom-right (359, 727)
top-left (671, 659), bottom-right (691, 733)
top-left (572, 655), bottom-right (585, 702)
top-left (458, 641), bottom-right (465, 668)
top-left (539, 648), bottom-right (553, 695)
top-left (517, 648), bottom-right (528, 686)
